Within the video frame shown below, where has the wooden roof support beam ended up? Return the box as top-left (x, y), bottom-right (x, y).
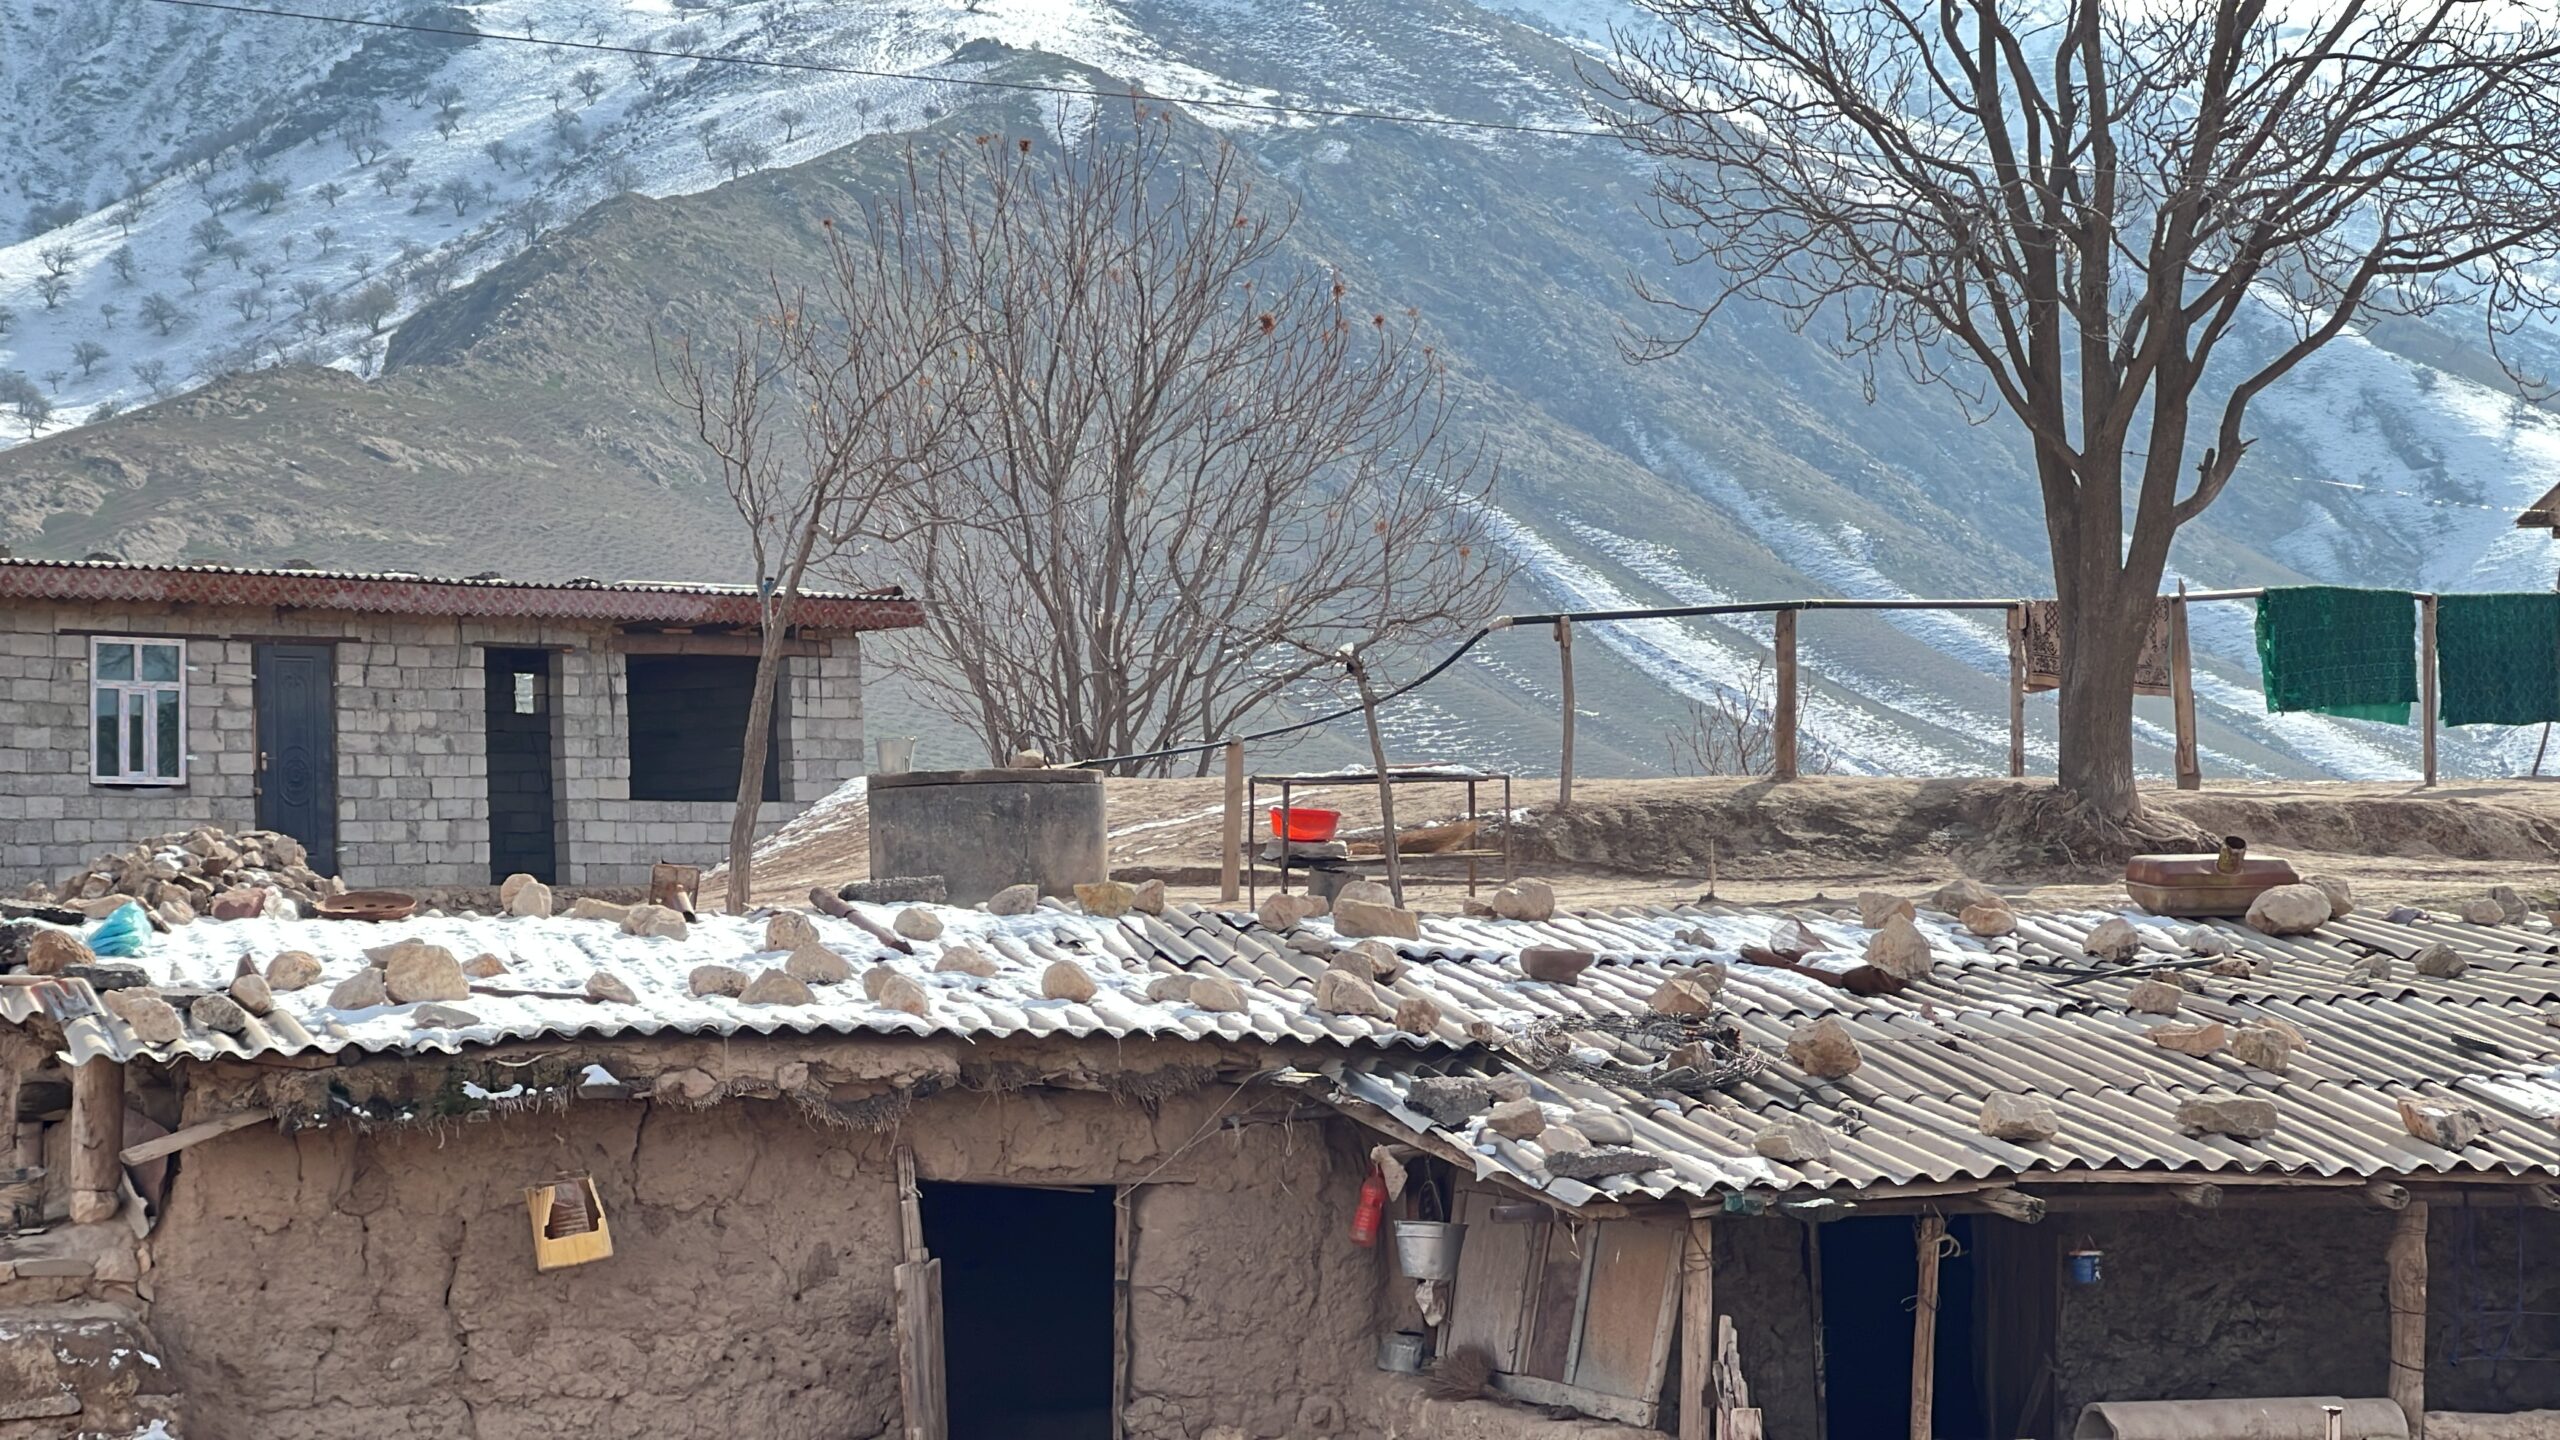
top-left (1678, 1215), bottom-right (1712, 1440)
top-left (1977, 1187), bottom-right (2047, 1224)
top-left (2174, 1182), bottom-right (2224, 1212)
top-left (2389, 1204), bottom-right (2428, 1440)
top-left (1910, 1215), bottom-right (1945, 1440)
top-left (2364, 1182), bottom-right (2413, 1212)
top-left (68, 1058), bottom-right (122, 1226)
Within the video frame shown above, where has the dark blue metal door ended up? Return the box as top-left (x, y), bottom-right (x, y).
top-left (254, 643), bottom-right (338, 874)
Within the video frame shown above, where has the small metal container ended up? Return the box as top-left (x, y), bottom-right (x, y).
top-left (1377, 1331), bottom-right (1429, 1373)
top-left (1393, 1219), bottom-right (1467, 1280)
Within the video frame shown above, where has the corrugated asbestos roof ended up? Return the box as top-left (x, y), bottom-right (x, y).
top-left (8, 895), bottom-right (2558, 1205)
top-left (0, 557), bottom-right (921, 631)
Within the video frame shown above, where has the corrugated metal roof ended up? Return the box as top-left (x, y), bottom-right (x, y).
top-left (0, 557), bottom-right (920, 631)
top-left (9, 895), bottom-right (2558, 1203)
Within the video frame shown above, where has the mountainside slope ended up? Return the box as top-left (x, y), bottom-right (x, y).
top-left (4, 0), bottom-right (2557, 779)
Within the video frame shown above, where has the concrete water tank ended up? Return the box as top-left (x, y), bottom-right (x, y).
top-left (866, 767), bottom-right (1107, 905)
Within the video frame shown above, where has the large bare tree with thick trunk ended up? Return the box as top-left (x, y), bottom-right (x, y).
top-left (660, 214), bottom-right (974, 911)
top-left (878, 107), bottom-right (1508, 773)
top-left (1600, 1), bottom-right (2560, 821)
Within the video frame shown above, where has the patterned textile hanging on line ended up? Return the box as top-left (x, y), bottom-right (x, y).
top-left (2253, 586), bottom-right (2419, 724)
top-left (2436, 593), bottom-right (2560, 727)
top-left (2019, 600), bottom-right (2174, 696)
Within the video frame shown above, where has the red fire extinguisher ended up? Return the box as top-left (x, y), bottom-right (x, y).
top-left (1350, 1165), bottom-right (1388, 1247)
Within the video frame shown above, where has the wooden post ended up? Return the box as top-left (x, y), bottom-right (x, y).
top-left (1774, 609), bottom-right (1800, 782)
top-left (2006, 603), bottom-right (2027, 779)
top-left (69, 1058), bottom-right (123, 1225)
top-left (2420, 594), bottom-right (2439, 788)
top-left (1910, 1214), bottom-right (1945, 1440)
top-left (1555, 618), bottom-right (1577, 810)
top-left (1112, 1193), bottom-right (1135, 1440)
top-left (893, 1146), bottom-right (947, 1440)
top-left (1679, 1216), bottom-right (1713, 1440)
top-left (1219, 741), bottom-right (1244, 903)
top-left (2170, 584), bottom-right (2202, 791)
top-left (2389, 1203), bottom-right (2428, 1440)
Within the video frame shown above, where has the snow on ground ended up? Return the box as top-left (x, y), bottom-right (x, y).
top-left (0, 0), bottom-right (1280, 444)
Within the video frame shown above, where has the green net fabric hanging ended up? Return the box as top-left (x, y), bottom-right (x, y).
top-left (2253, 586), bottom-right (2417, 724)
top-left (2436, 592), bottom-right (2560, 727)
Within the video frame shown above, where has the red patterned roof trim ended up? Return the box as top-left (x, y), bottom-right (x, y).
top-left (0, 559), bottom-right (921, 631)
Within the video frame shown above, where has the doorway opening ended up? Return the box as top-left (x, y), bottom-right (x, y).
top-left (919, 1181), bottom-right (1116, 1440)
top-left (1819, 1214), bottom-right (1987, 1438)
top-left (483, 648), bottom-right (559, 884)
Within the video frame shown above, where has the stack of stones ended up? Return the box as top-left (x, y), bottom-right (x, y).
top-left (26, 825), bottom-right (344, 925)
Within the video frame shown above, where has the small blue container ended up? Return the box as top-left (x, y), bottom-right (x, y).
top-left (2068, 1248), bottom-right (2103, 1286)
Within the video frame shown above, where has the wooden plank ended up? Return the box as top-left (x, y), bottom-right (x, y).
top-left (1911, 1215), bottom-right (1945, 1440)
top-left (612, 633), bottom-right (829, 657)
top-left (1113, 1191), bottom-right (1134, 1440)
top-left (68, 1058), bottom-right (122, 1225)
top-left (896, 1146), bottom-right (926, 1261)
top-left (1449, 1188), bottom-right (1537, 1371)
top-left (1807, 1223), bottom-right (1830, 1440)
top-left (1570, 1220), bottom-right (1684, 1402)
top-left (1556, 618), bottom-right (1577, 809)
top-left (1491, 1372), bottom-right (1656, 1427)
top-left (1774, 610), bottom-right (1800, 781)
top-left (1679, 1218), bottom-right (1712, 1440)
top-left (2390, 1203), bottom-right (2428, 1439)
top-left (2170, 586), bottom-right (2202, 791)
top-left (119, 1107), bottom-right (269, 1166)
top-left (1219, 741), bottom-right (1244, 903)
top-left (1520, 1218), bottom-right (1587, 1383)
top-left (2007, 603), bottom-right (2028, 779)
top-left (894, 1257), bottom-right (948, 1440)
top-left (2420, 594), bottom-right (2439, 788)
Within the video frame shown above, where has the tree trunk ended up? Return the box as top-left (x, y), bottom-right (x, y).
top-left (2051, 573), bottom-right (2151, 821)
top-left (723, 624), bottom-right (789, 913)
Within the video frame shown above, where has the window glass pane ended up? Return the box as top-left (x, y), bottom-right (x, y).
top-left (154, 690), bottom-right (182, 777)
top-left (141, 644), bottom-right (180, 682)
top-left (96, 643), bottom-right (134, 680)
top-left (513, 671), bottom-right (538, 715)
top-left (126, 696), bottom-right (145, 777)
top-left (94, 689), bottom-right (119, 777)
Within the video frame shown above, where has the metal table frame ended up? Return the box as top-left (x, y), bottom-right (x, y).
top-left (1246, 765), bottom-right (1514, 905)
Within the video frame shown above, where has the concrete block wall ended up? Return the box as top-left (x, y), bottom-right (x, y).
top-left (0, 604), bottom-right (871, 893)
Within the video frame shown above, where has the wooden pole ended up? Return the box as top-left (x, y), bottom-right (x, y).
top-left (1774, 609), bottom-right (1800, 782)
top-left (1910, 1214), bottom-right (1945, 1440)
top-left (69, 1058), bottom-right (123, 1225)
top-left (2420, 594), bottom-right (2439, 788)
top-left (893, 1145), bottom-right (947, 1440)
top-left (2170, 584), bottom-right (2202, 791)
top-left (2389, 1203), bottom-right (2428, 1440)
top-left (1555, 618), bottom-right (1577, 810)
top-left (2006, 603), bottom-right (2027, 779)
top-left (1219, 740), bottom-right (1244, 903)
top-left (1348, 652), bottom-right (1405, 906)
top-left (1679, 1215), bottom-right (1713, 1440)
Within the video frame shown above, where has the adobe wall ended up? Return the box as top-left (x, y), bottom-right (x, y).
top-left (142, 1083), bottom-right (1406, 1440)
top-left (2055, 1204), bottom-right (2560, 1420)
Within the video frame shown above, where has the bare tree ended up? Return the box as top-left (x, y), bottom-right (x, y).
top-left (71, 340), bottom-right (109, 378)
top-left (0, 372), bottom-right (50, 438)
top-left (316, 180), bottom-right (346, 209)
top-left (876, 113), bottom-right (1506, 772)
top-left (777, 105), bottom-right (807, 142)
top-left (189, 216), bottom-right (231, 256)
top-left (108, 245), bottom-right (137, 285)
top-left (657, 210), bottom-right (978, 910)
top-left (435, 176), bottom-right (478, 216)
top-left (1663, 657), bottom-right (1836, 777)
top-left (0, 306), bottom-right (13, 340)
top-left (34, 275), bottom-right (69, 310)
top-left (1602, 1), bottom-right (2560, 823)
top-left (349, 282), bottom-right (399, 334)
top-left (131, 358), bottom-right (171, 398)
top-left (37, 243), bottom-right (76, 278)
top-left (713, 138), bottom-right (771, 179)
top-left (573, 65), bottom-right (606, 103)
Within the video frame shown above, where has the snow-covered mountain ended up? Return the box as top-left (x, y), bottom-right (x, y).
top-left (5, 0), bottom-right (2558, 780)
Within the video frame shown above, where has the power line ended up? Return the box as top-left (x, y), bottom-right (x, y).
top-left (137, 0), bottom-right (1623, 141)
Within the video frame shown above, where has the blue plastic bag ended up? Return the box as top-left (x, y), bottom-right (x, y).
top-left (88, 902), bottom-right (149, 959)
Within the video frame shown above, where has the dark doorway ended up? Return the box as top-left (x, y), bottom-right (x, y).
top-left (1819, 1214), bottom-right (1987, 1438)
top-left (483, 648), bottom-right (558, 883)
top-left (920, 1182), bottom-right (1115, 1440)
top-left (253, 642), bottom-right (338, 874)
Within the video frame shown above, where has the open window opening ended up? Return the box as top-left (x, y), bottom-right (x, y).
top-left (919, 1181), bottom-right (1116, 1440)
top-left (623, 653), bottom-right (784, 803)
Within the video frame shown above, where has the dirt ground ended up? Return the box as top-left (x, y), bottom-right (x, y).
top-left (750, 774), bottom-right (2560, 911)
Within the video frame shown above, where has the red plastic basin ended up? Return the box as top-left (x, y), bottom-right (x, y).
top-left (1269, 806), bottom-right (1341, 843)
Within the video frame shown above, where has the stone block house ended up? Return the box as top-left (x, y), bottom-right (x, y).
top-left (0, 558), bottom-right (917, 890)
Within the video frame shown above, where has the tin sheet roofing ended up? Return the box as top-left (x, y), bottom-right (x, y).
top-left (0, 557), bottom-right (920, 631)
top-left (8, 892), bottom-right (2559, 1205)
